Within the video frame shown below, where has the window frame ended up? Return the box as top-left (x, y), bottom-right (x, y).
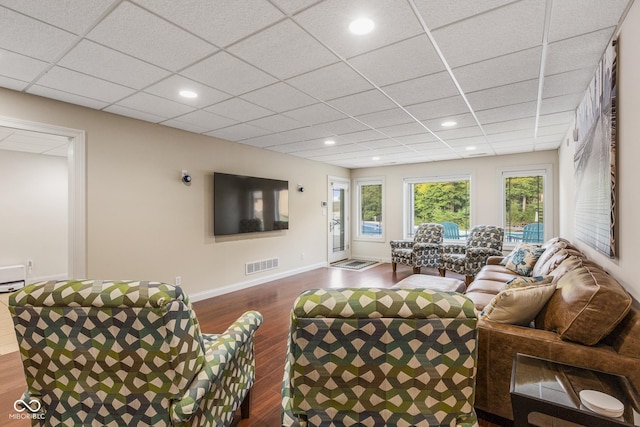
top-left (499, 164), bottom-right (553, 249)
top-left (354, 176), bottom-right (385, 242)
top-left (402, 173), bottom-right (473, 241)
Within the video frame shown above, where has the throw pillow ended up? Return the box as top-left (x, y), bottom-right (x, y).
top-left (500, 243), bottom-right (545, 276)
top-left (479, 282), bottom-right (556, 326)
top-left (505, 276), bottom-right (553, 288)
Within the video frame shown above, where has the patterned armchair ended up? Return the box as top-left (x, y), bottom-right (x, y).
top-left (390, 223), bottom-right (444, 273)
top-left (9, 280), bottom-right (263, 426)
top-left (282, 288), bottom-right (479, 427)
top-left (439, 225), bottom-right (505, 285)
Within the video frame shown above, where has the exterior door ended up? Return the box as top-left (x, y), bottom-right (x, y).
top-left (328, 177), bottom-right (350, 263)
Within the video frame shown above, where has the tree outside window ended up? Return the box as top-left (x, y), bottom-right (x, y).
top-left (504, 173), bottom-right (545, 244)
top-left (356, 179), bottom-right (384, 240)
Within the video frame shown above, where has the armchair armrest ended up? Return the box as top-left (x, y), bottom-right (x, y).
top-left (170, 310), bottom-right (263, 425)
top-left (441, 243), bottom-right (466, 255)
top-left (390, 239), bottom-right (414, 250)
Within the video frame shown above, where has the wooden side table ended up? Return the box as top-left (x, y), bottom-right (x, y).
top-left (510, 353), bottom-right (640, 426)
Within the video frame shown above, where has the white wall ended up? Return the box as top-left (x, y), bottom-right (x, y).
top-left (0, 89), bottom-right (348, 299)
top-left (351, 150), bottom-right (559, 261)
top-left (558, 0), bottom-right (640, 301)
top-left (0, 150), bottom-right (68, 281)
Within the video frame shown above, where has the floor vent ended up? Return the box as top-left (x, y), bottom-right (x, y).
top-left (245, 257), bottom-right (279, 275)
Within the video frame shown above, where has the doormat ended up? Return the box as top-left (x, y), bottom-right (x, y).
top-left (330, 259), bottom-right (379, 271)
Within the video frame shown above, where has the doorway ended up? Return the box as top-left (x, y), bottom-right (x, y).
top-left (328, 177), bottom-right (350, 263)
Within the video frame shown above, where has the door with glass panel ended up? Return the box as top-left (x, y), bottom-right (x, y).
top-left (328, 178), bottom-right (349, 263)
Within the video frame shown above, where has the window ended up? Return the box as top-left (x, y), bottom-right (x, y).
top-left (355, 178), bottom-right (384, 240)
top-left (502, 168), bottom-right (550, 245)
top-left (404, 175), bottom-right (471, 240)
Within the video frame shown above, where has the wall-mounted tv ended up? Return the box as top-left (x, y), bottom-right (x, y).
top-left (214, 172), bottom-right (289, 236)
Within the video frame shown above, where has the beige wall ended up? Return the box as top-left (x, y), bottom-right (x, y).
top-left (350, 150), bottom-right (559, 261)
top-left (558, 0), bottom-right (640, 301)
top-left (0, 150), bottom-right (68, 280)
top-left (0, 89), bottom-right (348, 299)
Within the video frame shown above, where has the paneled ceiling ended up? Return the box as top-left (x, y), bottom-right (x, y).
top-left (0, 0), bottom-right (633, 167)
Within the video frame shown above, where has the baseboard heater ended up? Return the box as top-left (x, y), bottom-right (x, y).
top-left (0, 265), bottom-right (26, 293)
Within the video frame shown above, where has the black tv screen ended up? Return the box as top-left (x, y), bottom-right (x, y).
top-left (214, 172), bottom-right (289, 236)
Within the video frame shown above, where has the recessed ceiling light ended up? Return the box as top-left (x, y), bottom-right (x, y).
top-left (372, 156), bottom-right (381, 161)
top-left (349, 18), bottom-right (374, 35)
top-left (441, 121), bottom-right (457, 127)
top-left (465, 146), bottom-right (477, 151)
top-left (324, 139), bottom-right (336, 145)
top-left (179, 90), bottom-right (198, 99)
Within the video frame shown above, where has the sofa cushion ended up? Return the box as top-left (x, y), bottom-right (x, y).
top-left (464, 291), bottom-right (497, 311)
top-left (500, 243), bottom-right (545, 276)
top-left (479, 282), bottom-right (556, 326)
top-left (537, 265), bottom-right (632, 345)
top-left (531, 239), bottom-right (579, 276)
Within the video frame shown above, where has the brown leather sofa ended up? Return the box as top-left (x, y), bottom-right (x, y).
top-left (462, 238), bottom-right (640, 422)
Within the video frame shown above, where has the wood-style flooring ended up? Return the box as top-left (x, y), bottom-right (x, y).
top-left (0, 264), bottom-right (507, 426)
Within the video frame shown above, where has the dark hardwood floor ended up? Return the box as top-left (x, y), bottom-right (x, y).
top-left (0, 264), bottom-right (506, 426)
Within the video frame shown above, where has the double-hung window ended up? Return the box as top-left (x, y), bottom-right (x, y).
top-left (501, 167), bottom-right (551, 246)
top-left (403, 175), bottom-right (471, 241)
top-left (355, 177), bottom-right (384, 241)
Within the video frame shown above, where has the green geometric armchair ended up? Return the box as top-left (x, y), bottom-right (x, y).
top-left (9, 280), bottom-right (263, 426)
top-left (282, 288), bottom-right (479, 427)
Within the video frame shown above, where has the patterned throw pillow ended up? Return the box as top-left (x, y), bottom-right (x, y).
top-left (500, 243), bottom-right (545, 276)
top-left (505, 275), bottom-right (553, 288)
top-left (479, 282), bottom-right (556, 326)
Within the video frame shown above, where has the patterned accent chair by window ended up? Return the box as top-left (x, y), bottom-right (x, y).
top-left (439, 225), bottom-right (505, 286)
top-left (390, 223), bottom-right (444, 273)
top-left (9, 280), bottom-right (263, 427)
top-left (282, 288), bottom-right (479, 427)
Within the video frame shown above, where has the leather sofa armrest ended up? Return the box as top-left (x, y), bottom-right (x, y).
top-left (486, 256), bottom-right (505, 265)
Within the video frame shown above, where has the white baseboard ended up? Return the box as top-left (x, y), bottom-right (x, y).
top-left (26, 273), bottom-right (68, 284)
top-left (189, 262), bottom-right (327, 302)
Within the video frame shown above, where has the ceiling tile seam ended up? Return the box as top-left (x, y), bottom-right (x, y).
top-left (425, 0), bottom-right (523, 32)
top-left (407, 0), bottom-right (496, 157)
top-left (534, 0), bottom-right (556, 144)
top-left (265, 0), bottom-right (327, 19)
top-left (282, 9), bottom-right (456, 158)
top-left (21, 0), bottom-right (127, 93)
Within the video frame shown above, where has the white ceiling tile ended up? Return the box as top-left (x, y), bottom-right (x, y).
top-left (161, 118), bottom-right (212, 134)
top-left (382, 72), bottom-right (458, 106)
top-left (536, 124), bottom-right (570, 137)
top-left (407, 141), bottom-right (446, 151)
top-left (35, 66), bottom-right (135, 103)
top-left (27, 85), bottom-right (110, 110)
top-left (115, 92), bottom-right (196, 119)
top-left (164, 110), bottom-right (238, 131)
top-left (395, 134), bottom-right (438, 145)
top-left (487, 129), bottom-right (535, 143)
top-left (87, 2), bottom-right (217, 71)
top-left (133, 0), bottom-right (284, 47)
top-left (476, 101), bottom-right (537, 124)
top-left (538, 111), bottom-right (575, 127)
top-left (205, 123), bottom-right (273, 141)
top-left (431, 0), bottom-right (545, 68)
top-left (377, 122), bottom-right (426, 138)
top-left (0, 7), bottom-right (76, 62)
top-left (240, 133), bottom-right (288, 148)
top-left (0, 75), bottom-right (28, 91)
top-left (484, 118), bottom-right (536, 134)
top-left (326, 90), bottom-right (396, 116)
top-left (58, 40), bottom-right (170, 89)
top-left (333, 129), bottom-right (386, 144)
top-left (263, 126), bottom-right (334, 146)
top-left (240, 82), bottom-right (317, 112)
top-left (269, 138), bottom-right (327, 153)
top-left (103, 104), bottom-right (166, 123)
top-left (453, 47), bottom-right (542, 93)
top-left (548, 0), bottom-right (629, 42)
top-left (534, 141), bottom-right (562, 151)
top-left (145, 75), bottom-right (232, 108)
top-left (356, 108), bottom-right (413, 128)
top-left (283, 103), bottom-right (347, 125)
top-left (494, 144), bottom-right (534, 154)
top-left (444, 136), bottom-right (487, 147)
top-left (360, 139), bottom-right (402, 149)
top-left (230, 20), bottom-right (337, 80)
top-left (182, 52), bottom-right (277, 96)
top-left (540, 93), bottom-right (583, 115)
top-left (348, 34), bottom-right (444, 86)
top-left (490, 138), bottom-right (535, 148)
top-left (466, 79), bottom-right (539, 111)
top-left (206, 98), bottom-right (274, 122)
top-left (413, 0), bottom-right (519, 30)
top-left (0, 0), bottom-right (115, 35)
top-left (247, 114), bottom-right (304, 133)
top-left (543, 68), bottom-right (594, 99)
top-left (405, 96), bottom-right (470, 121)
top-left (435, 126), bottom-right (484, 140)
top-left (0, 48), bottom-right (49, 82)
top-left (545, 28), bottom-right (615, 76)
top-left (287, 62), bottom-right (374, 101)
top-left (422, 113), bottom-right (478, 131)
top-left (317, 118), bottom-right (370, 134)
top-left (269, 0), bottom-right (322, 15)
top-left (295, 0), bottom-right (424, 58)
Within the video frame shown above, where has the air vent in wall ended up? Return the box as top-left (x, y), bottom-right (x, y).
top-left (245, 257), bottom-right (279, 275)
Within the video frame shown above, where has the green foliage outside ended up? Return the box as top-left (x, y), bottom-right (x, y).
top-left (505, 176), bottom-right (544, 231)
top-left (413, 181), bottom-right (470, 230)
top-left (361, 184), bottom-right (382, 221)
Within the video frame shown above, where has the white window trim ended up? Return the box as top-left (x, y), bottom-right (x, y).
top-left (402, 173), bottom-right (473, 241)
top-left (499, 164), bottom-right (553, 249)
top-left (354, 176), bottom-right (385, 242)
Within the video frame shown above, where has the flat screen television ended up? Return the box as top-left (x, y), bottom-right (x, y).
top-left (214, 172), bottom-right (289, 236)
